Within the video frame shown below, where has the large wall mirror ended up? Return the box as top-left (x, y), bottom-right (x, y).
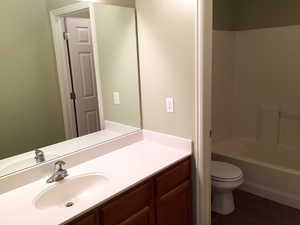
top-left (0, 1), bottom-right (141, 177)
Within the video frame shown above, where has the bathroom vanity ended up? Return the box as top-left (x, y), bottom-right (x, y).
top-left (0, 130), bottom-right (192, 225)
top-left (66, 158), bottom-right (191, 225)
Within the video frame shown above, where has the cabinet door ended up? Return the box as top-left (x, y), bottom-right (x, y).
top-left (67, 210), bottom-right (98, 225)
top-left (100, 180), bottom-right (155, 225)
top-left (119, 207), bottom-right (152, 225)
top-left (156, 181), bottom-right (192, 225)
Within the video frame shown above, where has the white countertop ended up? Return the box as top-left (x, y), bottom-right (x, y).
top-left (0, 131), bottom-right (191, 225)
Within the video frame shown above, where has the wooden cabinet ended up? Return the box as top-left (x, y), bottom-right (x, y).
top-left (66, 157), bottom-right (192, 225)
top-left (156, 158), bottom-right (192, 225)
top-left (156, 181), bottom-right (192, 225)
top-left (99, 180), bottom-right (155, 225)
top-left (67, 210), bottom-right (98, 225)
top-left (156, 159), bottom-right (191, 198)
top-left (118, 207), bottom-right (152, 225)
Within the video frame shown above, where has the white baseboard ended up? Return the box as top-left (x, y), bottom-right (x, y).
top-left (240, 181), bottom-right (300, 210)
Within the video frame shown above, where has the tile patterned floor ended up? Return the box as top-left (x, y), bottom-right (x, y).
top-left (212, 190), bottom-right (300, 225)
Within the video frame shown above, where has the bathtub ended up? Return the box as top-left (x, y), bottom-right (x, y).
top-left (212, 139), bottom-right (300, 209)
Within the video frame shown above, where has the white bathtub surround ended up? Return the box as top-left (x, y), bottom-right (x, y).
top-left (212, 26), bottom-right (300, 210)
top-left (278, 111), bottom-right (300, 149)
top-left (213, 26), bottom-right (300, 148)
top-left (0, 130), bottom-right (192, 225)
top-left (234, 26), bottom-right (300, 144)
top-left (213, 139), bottom-right (300, 210)
top-left (257, 104), bottom-right (280, 145)
top-left (212, 30), bottom-right (236, 143)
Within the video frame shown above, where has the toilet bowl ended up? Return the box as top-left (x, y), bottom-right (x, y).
top-left (211, 161), bottom-right (244, 215)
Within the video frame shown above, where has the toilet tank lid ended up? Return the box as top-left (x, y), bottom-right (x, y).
top-left (211, 161), bottom-right (243, 179)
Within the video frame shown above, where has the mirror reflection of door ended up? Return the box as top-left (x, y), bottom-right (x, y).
top-left (0, 3), bottom-right (142, 177)
top-left (64, 17), bottom-right (101, 137)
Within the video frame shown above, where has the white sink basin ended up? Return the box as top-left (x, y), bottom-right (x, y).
top-left (0, 153), bottom-right (60, 176)
top-left (34, 173), bottom-right (109, 210)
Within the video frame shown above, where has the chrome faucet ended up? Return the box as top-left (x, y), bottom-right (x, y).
top-left (46, 161), bottom-right (68, 184)
top-left (35, 149), bottom-right (45, 163)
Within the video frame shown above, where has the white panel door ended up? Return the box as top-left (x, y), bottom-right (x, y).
top-left (65, 17), bottom-right (101, 136)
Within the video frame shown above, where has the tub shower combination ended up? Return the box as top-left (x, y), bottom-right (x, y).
top-left (212, 105), bottom-right (300, 210)
top-left (213, 138), bottom-right (300, 210)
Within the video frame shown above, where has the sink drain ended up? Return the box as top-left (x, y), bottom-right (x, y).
top-left (65, 202), bottom-right (74, 208)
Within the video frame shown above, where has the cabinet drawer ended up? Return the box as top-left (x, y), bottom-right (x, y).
top-left (99, 180), bottom-right (154, 225)
top-left (156, 158), bottom-right (191, 198)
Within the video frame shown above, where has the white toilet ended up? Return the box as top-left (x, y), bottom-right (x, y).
top-left (211, 161), bottom-right (244, 215)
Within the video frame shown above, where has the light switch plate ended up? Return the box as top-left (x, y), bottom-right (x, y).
top-left (166, 97), bottom-right (174, 113)
top-left (113, 92), bottom-right (120, 105)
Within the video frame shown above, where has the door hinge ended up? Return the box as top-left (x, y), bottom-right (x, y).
top-left (63, 32), bottom-right (70, 40)
top-left (70, 92), bottom-right (76, 100)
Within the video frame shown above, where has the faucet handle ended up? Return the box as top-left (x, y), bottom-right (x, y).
top-left (35, 149), bottom-right (42, 154)
top-left (35, 149), bottom-right (44, 157)
top-left (47, 161), bottom-right (68, 184)
top-left (54, 161), bottom-right (66, 171)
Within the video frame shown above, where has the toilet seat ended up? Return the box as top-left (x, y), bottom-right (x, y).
top-left (212, 175), bottom-right (243, 182)
top-left (211, 161), bottom-right (243, 182)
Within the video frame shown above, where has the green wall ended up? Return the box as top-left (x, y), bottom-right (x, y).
top-left (235, 0), bottom-right (300, 30)
top-left (213, 0), bottom-right (237, 30)
top-left (94, 5), bottom-right (141, 127)
top-left (214, 0), bottom-right (300, 31)
top-left (0, 0), bottom-right (65, 159)
top-left (136, 0), bottom-right (196, 139)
